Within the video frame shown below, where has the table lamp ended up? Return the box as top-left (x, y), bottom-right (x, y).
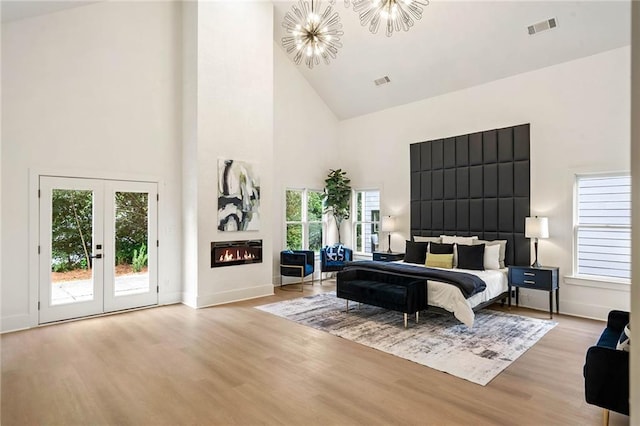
top-left (525, 216), bottom-right (549, 268)
top-left (381, 215), bottom-right (396, 253)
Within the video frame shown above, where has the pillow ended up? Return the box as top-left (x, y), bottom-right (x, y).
top-left (429, 242), bottom-right (454, 254)
top-left (474, 239), bottom-right (507, 268)
top-left (457, 244), bottom-right (485, 270)
top-left (617, 323), bottom-right (630, 352)
top-left (413, 236), bottom-right (442, 243)
top-left (441, 235), bottom-right (478, 245)
top-left (404, 240), bottom-right (429, 265)
top-left (483, 243), bottom-right (501, 270)
top-left (325, 244), bottom-right (345, 261)
top-left (425, 253), bottom-right (454, 269)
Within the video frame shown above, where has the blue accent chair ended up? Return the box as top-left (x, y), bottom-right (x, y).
top-left (320, 245), bottom-right (353, 283)
top-left (583, 310), bottom-right (629, 424)
top-left (280, 250), bottom-right (315, 291)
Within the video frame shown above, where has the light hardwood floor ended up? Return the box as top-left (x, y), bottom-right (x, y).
top-left (1, 280), bottom-right (629, 425)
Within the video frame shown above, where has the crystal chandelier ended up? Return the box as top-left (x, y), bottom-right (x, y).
top-left (282, 0), bottom-right (344, 69)
top-left (352, 0), bottom-right (429, 37)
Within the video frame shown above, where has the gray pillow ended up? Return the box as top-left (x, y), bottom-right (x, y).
top-left (474, 239), bottom-right (507, 268)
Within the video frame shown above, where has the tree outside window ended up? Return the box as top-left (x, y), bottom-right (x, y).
top-left (285, 189), bottom-right (324, 252)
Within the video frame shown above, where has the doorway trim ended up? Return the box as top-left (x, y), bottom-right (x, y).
top-left (28, 168), bottom-right (163, 328)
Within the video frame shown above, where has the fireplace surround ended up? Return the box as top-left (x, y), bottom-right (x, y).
top-left (211, 240), bottom-right (262, 268)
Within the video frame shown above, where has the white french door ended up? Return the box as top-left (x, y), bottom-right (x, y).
top-left (39, 176), bottom-right (158, 323)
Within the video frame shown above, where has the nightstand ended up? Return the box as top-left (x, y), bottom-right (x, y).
top-left (508, 265), bottom-right (559, 318)
top-left (373, 252), bottom-right (405, 262)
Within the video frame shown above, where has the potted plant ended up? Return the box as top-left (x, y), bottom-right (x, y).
top-left (323, 169), bottom-right (351, 244)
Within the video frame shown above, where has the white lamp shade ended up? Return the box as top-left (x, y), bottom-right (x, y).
top-left (525, 216), bottom-right (549, 239)
top-left (381, 215), bottom-right (395, 232)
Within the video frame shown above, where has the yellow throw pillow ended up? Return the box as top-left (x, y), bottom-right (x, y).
top-left (425, 253), bottom-right (454, 269)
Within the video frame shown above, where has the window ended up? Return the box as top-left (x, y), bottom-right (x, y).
top-left (574, 174), bottom-right (631, 281)
top-left (353, 189), bottom-right (380, 254)
top-left (285, 189), bottom-right (324, 252)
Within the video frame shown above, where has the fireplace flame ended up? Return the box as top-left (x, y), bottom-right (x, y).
top-left (218, 249), bottom-right (256, 262)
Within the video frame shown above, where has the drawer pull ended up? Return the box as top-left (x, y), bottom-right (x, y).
top-left (524, 272), bottom-right (535, 276)
top-left (524, 280), bottom-right (536, 285)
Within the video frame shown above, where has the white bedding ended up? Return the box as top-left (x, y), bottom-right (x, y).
top-left (395, 261), bottom-right (508, 328)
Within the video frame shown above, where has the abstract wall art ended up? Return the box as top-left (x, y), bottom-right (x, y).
top-left (218, 159), bottom-right (260, 231)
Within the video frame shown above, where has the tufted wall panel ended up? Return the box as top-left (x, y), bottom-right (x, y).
top-left (410, 123), bottom-right (531, 266)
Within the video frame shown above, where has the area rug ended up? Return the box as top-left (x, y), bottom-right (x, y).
top-left (255, 292), bottom-right (557, 386)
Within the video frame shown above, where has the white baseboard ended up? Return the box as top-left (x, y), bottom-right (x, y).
top-left (196, 284), bottom-right (274, 308)
top-left (516, 299), bottom-right (619, 322)
top-left (159, 291), bottom-right (182, 305)
top-left (1, 314), bottom-right (35, 334)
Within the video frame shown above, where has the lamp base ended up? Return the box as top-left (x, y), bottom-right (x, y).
top-left (387, 234), bottom-right (392, 253)
top-left (531, 239), bottom-right (540, 268)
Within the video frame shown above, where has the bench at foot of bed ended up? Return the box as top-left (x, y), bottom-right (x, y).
top-left (336, 268), bottom-right (428, 328)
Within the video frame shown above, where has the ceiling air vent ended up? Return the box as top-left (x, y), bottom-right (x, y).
top-left (528, 18), bottom-right (557, 35)
top-left (374, 76), bottom-right (391, 86)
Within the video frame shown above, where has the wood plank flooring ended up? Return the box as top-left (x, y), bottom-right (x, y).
top-left (1, 281), bottom-right (629, 425)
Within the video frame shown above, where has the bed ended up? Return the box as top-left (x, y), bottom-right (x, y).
top-left (339, 236), bottom-right (511, 327)
top-left (397, 261), bottom-right (508, 327)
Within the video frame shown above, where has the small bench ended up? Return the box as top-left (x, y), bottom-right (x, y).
top-left (336, 268), bottom-right (428, 327)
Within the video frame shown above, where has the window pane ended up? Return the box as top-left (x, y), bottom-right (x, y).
top-left (577, 226), bottom-right (631, 279)
top-left (286, 190), bottom-right (302, 221)
top-left (354, 190), bottom-right (380, 253)
top-left (309, 223), bottom-right (323, 253)
top-left (354, 223), bottom-right (363, 252)
top-left (576, 174), bottom-right (631, 280)
top-left (308, 191), bottom-right (324, 221)
top-left (356, 192), bottom-right (363, 221)
top-left (286, 224), bottom-right (302, 250)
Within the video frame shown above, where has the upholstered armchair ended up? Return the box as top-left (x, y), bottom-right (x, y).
top-left (320, 245), bottom-right (353, 283)
top-left (583, 310), bottom-right (629, 424)
top-left (280, 250), bottom-right (315, 291)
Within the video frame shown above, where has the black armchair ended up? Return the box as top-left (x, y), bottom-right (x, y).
top-left (584, 310), bottom-right (629, 424)
top-left (280, 250), bottom-right (315, 291)
top-left (320, 245), bottom-right (353, 283)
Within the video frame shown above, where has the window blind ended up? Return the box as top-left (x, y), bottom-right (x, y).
top-left (576, 175), bottom-right (631, 280)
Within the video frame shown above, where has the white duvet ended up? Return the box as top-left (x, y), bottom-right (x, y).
top-left (395, 262), bottom-right (508, 328)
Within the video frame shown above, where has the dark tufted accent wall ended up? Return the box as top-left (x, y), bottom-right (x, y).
top-left (410, 123), bottom-right (531, 266)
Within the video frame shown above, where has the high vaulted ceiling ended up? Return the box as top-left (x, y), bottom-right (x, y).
top-left (273, 1), bottom-right (631, 119)
top-left (2, 1), bottom-right (630, 121)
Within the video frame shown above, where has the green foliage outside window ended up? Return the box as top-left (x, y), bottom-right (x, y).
top-left (50, 189), bottom-right (148, 272)
top-left (285, 189), bottom-right (324, 252)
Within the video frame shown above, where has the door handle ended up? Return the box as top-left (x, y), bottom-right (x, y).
top-left (91, 254), bottom-right (103, 259)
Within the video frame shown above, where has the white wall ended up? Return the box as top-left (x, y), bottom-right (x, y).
top-left (338, 47), bottom-right (631, 320)
top-left (630, 1), bottom-right (639, 420)
top-left (273, 45), bottom-right (340, 283)
top-left (1, 1), bottom-right (183, 331)
top-left (188, 1), bottom-right (275, 307)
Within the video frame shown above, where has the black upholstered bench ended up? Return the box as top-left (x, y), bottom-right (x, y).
top-left (336, 268), bottom-right (428, 327)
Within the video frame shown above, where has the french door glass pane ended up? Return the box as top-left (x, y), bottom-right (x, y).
top-left (50, 189), bottom-right (94, 305)
top-left (114, 192), bottom-right (149, 296)
top-left (286, 224), bottom-right (302, 250)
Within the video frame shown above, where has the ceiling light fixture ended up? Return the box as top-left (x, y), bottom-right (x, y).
top-left (282, 0), bottom-right (344, 70)
top-left (352, 0), bottom-right (429, 37)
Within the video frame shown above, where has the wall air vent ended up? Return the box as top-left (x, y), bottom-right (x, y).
top-left (374, 76), bottom-right (391, 86)
top-left (527, 18), bottom-right (557, 35)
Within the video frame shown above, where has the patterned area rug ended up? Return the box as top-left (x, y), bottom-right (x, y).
top-left (256, 292), bottom-right (557, 386)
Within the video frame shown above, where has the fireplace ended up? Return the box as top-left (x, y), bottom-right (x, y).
top-left (211, 240), bottom-right (263, 268)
